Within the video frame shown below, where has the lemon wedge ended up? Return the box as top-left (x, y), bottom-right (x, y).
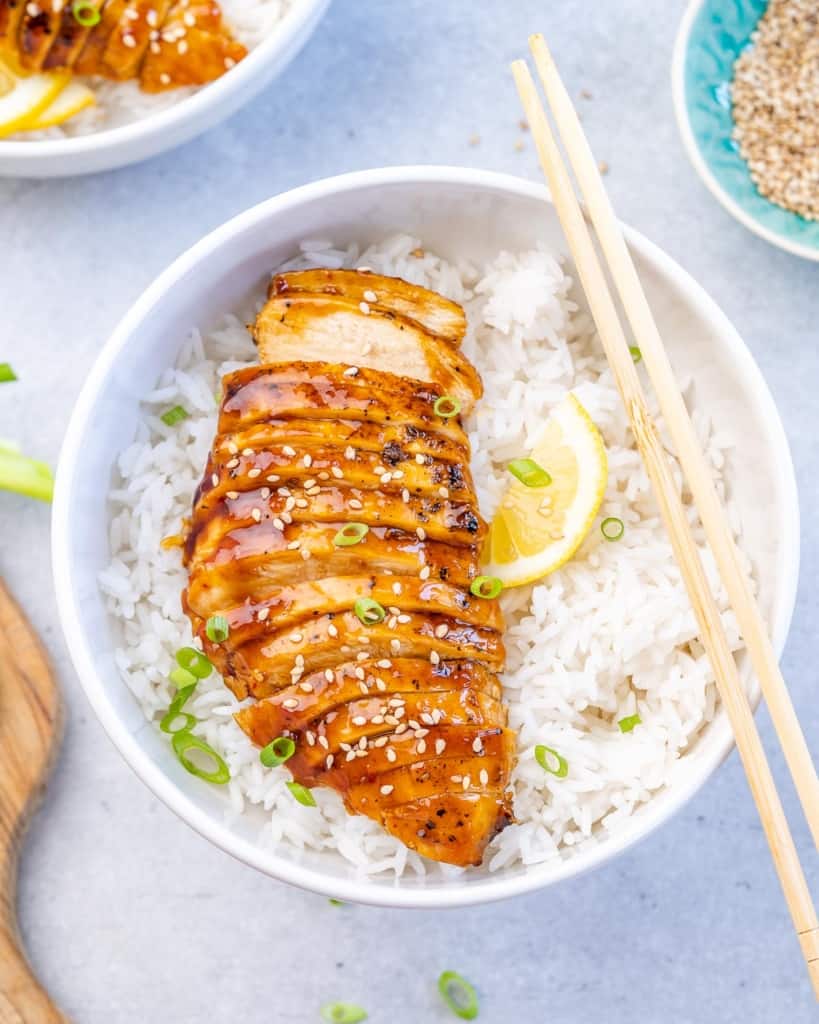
top-left (23, 80), bottom-right (95, 130)
top-left (483, 393), bottom-right (608, 587)
top-left (0, 68), bottom-right (70, 138)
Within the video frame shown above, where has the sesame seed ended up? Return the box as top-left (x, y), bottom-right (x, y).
top-left (386, 747), bottom-right (397, 762)
top-left (273, 517), bottom-right (285, 530)
top-left (349, 498), bottom-right (363, 510)
top-left (251, 508), bottom-right (262, 522)
top-left (392, 582), bottom-right (402, 595)
top-left (371, 714), bottom-right (384, 724)
top-left (261, 488), bottom-right (271, 499)
top-left (300, 548), bottom-right (311, 561)
top-left (430, 650), bottom-right (440, 665)
top-left (324, 668), bottom-right (334, 682)
top-left (379, 472), bottom-right (392, 484)
top-left (415, 453), bottom-right (425, 465)
top-left (397, 614), bottom-right (411, 624)
top-left (345, 750), bottom-right (356, 762)
top-left (328, 623), bottom-right (339, 638)
top-left (289, 632), bottom-right (302, 643)
top-left (300, 682), bottom-right (313, 692)
top-left (304, 478), bottom-right (317, 489)
top-left (390, 639), bottom-right (401, 654)
top-left (376, 678), bottom-right (387, 691)
top-left (380, 784), bottom-right (394, 795)
top-left (435, 739), bottom-right (446, 755)
top-left (356, 651), bottom-right (368, 661)
top-left (358, 736), bottom-right (367, 750)
top-left (211, 473), bottom-right (219, 487)
top-left (472, 737), bottom-right (483, 753)
top-left (392, 470), bottom-right (404, 479)
top-left (266, 474), bottom-right (280, 483)
top-left (177, 39), bottom-right (187, 53)
top-left (401, 489), bottom-right (410, 503)
top-left (26, 0), bottom-right (41, 13)
top-left (283, 698), bottom-right (299, 709)
top-left (295, 655), bottom-right (304, 666)
top-left (331, 466), bottom-right (344, 479)
top-left (295, 498), bottom-right (309, 509)
top-left (326, 754), bottom-right (334, 770)
top-left (227, 489), bottom-right (239, 500)
top-left (435, 624), bottom-right (449, 638)
top-left (306, 486), bottom-right (321, 496)
top-left (419, 566), bottom-right (431, 580)
top-left (438, 487), bottom-right (449, 499)
top-left (363, 289), bottom-right (377, 303)
top-left (355, 667), bottom-right (366, 680)
top-left (284, 497), bottom-right (296, 511)
top-left (359, 301), bottom-right (371, 315)
top-left (416, 526), bottom-right (426, 540)
top-left (303, 453), bottom-right (313, 468)
top-left (318, 735), bottom-right (329, 750)
top-left (374, 735), bottom-right (389, 747)
top-left (417, 739), bottom-right (427, 754)
top-left (395, 723), bottom-right (408, 734)
top-left (257, 607), bottom-right (269, 622)
top-left (287, 539), bottom-right (301, 550)
top-left (462, 775), bottom-right (471, 790)
top-left (306, 731), bottom-right (316, 746)
top-left (282, 445), bottom-right (296, 457)
top-left (146, 8), bottom-right (158, 24)
top-left (343, 366), bottom-right (359, 377)
top-left (226, 458), bottom-right (239, 469)
top-left (224, 56), bottom-right (236, 69)
top-left (352, 715), bottom-right (367, 726)
top-left (420, 713), bottom-right (434, 725)
top-left (480, 769), bottom-right (489, 786)
top-left (227, 442), bottom-right (239, 454)
top-left (450, 775), bottom-right (462, 784)
top-left (248, 467), bottom-right (262, 478)
top-left (345, 446), bottom-right (357, 461)
top-left (183, 9), bottom-right (195, 23)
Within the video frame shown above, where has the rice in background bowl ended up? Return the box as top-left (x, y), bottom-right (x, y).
top-left (53, 168), bottom-right (799, 906)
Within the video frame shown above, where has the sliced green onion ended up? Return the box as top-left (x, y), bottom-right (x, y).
top-left (286, 780), bottom-right (316, 806)
top-left (618, 713), bottom-right (642, 733)
top-left (320, 1004), bottom-right (367, 1023)
top-left (601, 516), bottom-right (624, 541)
top-left (170, 682), bottom-right (197, 712)
top-left (175, 646), bottom-right (213, 679)
top-left (534, 744), bottom-right (569, 778)
top-left (160, 405), bottom-right (189, 427)
top-left (333, 522), bottom-right (369, 547)
top-left (169, 665), bottom-right (197, 690)
top-left (0, 449), bottom-right (54, 502)
top-left (260, 735), bottom-right (296, 768)
top-left (438, 971), bottom-right (479, 1020)
top-left (353, 597), bottom-right (385, 625)
top-left (172, 731), bottom-right (230, 784)
top-left (72, 0), bottom-right (101, 25)
top-left (0, 363), bottom-right (17, 383)
top-left (508, 457), bottom-right (552, 488)
top-left (328, 898), bottom-right (345, 907)
top-left (433, 395), bottom-right (462, 419)
top-left (205, 614), bottom-right (229, 643)
top-left (469, 575), bottom-right (503, 600)
top-left (160, 710), bottom-right (197, 735)
top-left (629, 346), bottom-right (642, 364)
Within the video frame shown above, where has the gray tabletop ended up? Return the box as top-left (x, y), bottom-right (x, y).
top-left (1, 1), bottom-right (817, 1021)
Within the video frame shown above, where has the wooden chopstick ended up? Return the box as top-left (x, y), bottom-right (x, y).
top-left (528, 31), bottom-right (819, 855)
top-left (512, 49), bottom-right (819, 999)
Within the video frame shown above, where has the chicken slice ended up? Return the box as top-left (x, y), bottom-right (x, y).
top-left (203, 608), bottom-right (504, 700)
top-left (41, 2), bottom-right (97, 70)
top-left (382, 793), bottom-right (512, 867)
top-left (73, 0), bottom-right (126, 74)
top-left (269, 269), bottom-right (467, 347)
top-left (0, 0), bottom-right (26, 47)
top-left (185, 523), bottom-right (481, 611)
top-left (220, 363), bottom-right (472, 442)
top-left (99, 0), bottom-right (172, 78)
top-left (252, 297), bottom-right (482, 413)
top-left (16, 0), bottom-right (61, 70)
top-left (139, 0), bottom-right (245, 91)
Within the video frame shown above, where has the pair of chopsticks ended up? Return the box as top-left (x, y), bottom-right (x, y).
top-left (513, 35), bottom-right (819, 998)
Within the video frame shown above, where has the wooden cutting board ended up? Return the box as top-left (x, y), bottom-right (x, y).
top-left (0, 578), bottom-right (68, 1023)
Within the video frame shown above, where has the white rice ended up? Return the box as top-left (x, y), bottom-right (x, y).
top-left (100, 234), bottom-right (747, 879)
top-left (9, 0), bottom-right (296, 140)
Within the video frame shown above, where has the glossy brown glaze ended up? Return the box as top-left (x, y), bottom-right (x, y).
top-left (1, 0), bottom-right (245, 90)
top-left (183, 270), bottom-right (515, 868)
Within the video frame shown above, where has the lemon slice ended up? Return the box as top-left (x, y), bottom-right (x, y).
top-left (23, 80), bottom-right (95, 130)
top-left (483, 393), bottom-right (608, 587)
top-left (0, 69), bottom-right (70, 138)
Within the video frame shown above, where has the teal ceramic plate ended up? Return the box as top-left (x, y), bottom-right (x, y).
top-left (672, 0), bottom-right (819, 260)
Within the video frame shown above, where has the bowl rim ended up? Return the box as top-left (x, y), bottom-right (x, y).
top-left (671, 0), bottom-right (819, 263)
top-left (52, 165), bottom-right (801, 908)
top-left (0, 0), bottom-right (328, 163)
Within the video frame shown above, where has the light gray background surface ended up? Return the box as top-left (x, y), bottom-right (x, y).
top-left (1, 1), bottom-right (817, 1021)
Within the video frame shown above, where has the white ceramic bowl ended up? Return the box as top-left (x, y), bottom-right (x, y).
top-left (0, 0), bottom-right (330, 178)
top-left (53, 166), bottom-right (800, 907)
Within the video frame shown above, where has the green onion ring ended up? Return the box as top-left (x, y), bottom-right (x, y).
top-left (169, 682), bottom-right (197, 713)
top-left (160, 404), bottom-right (188, 427)
top-left (534, 744), bottom-right (569, 778)
top-left (205, 614), bottom-right (230, 643)
top-left (433, 395), bottom-right (461, 419)
top-left (171, 731), bottom-right (230, 784)
top-left (629, 346), bottom-right (642, 364)
top-left (601, 516), bottom-right (625, 541)
top-left (508, 457), bottom-right (552, 488)
top-left (469, 575), bottom-right (503, 600)
top-left (333, 522), bottom-right (369, 547)
top-left (286, 780), bottom-right (316, 806)
top-left (260, 735), bottom-right (296, 768)
top-left (618, 713), bottom-right (642, 733)
top-left (175, 646), bottom-right (213, 679)
top-left (0, 363), bottom-right (17, 383)
top-left (328, 898), bottom-right (345, 907)
top-left (169, 665), bottom-right (197, 690)
top-left (353, 597), bottom-right (386, 625)
top-left (72, 0), bottom-right (101, 25)
top-left (438, 971), bottom-right (479, 1020)
top-left (320, 1003), bottom-right (368, 1023)
top-left (160, 710), bottom-right (197, 735)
